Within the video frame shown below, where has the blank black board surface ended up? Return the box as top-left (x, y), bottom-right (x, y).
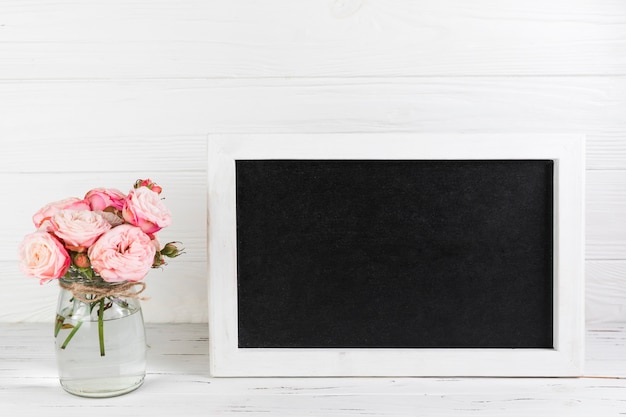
top-left (235, 160), bottom-right (554, 349)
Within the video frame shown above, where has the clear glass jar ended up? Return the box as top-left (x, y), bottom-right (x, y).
top-left (54, 276), bottom-right (147, 397)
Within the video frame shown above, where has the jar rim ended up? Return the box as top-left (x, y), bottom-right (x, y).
top-left (60, 274), bottom-right (129, 288)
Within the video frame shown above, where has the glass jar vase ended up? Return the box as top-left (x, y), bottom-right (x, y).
top-left (54, 276), bottom-right (147, 397)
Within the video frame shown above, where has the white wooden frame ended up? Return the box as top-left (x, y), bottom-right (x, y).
top-left (208, 133), bottom-right (585, 377)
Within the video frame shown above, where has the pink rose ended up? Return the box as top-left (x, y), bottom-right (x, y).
top-left (88, 224), bottom-right (156, 282)
top-left (122, 187), bottom-right (172, 234)
top-left (32, 198), bottom-right (91, 231)
top-left (84, 188), bottom-right (126, 211)
top-left (51, 210), bottom-right (111, 252)
top-left (18, 231), bottom-right (70, 284)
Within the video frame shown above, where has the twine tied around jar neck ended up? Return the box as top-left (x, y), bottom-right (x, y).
top-left (59, 279), bottom-right (148, 304)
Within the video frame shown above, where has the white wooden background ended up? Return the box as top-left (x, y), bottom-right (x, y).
top-left (0, 0), bottom-right (625, 324)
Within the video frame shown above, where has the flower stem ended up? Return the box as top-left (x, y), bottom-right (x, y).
top-left (54, 314), bottom-right (65, 337)
top-left (98, 298), bottom-right (105, 357)
top-left (61, 321), bottom-right (82, 349)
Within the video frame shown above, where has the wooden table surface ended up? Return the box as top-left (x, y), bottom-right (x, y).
top-left (2, 323), bottom-right (626, 416)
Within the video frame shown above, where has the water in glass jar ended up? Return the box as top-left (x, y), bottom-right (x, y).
top-left (55, 309), bottom-right (147, 398)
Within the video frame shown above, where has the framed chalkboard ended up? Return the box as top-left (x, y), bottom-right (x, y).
top-left (208, 133), bottom-right (585, 377)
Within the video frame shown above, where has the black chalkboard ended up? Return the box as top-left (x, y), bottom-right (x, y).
top-left (236, 160), bottom-right (554, 349)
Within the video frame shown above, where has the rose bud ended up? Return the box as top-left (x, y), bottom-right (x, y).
top-left (73, 252), bottom-right (91, 268)
top-left (161, 242), bottom-right (184, 258)
top-left (152, 251), bottom-right (166, 268)
top-left (134, 179), bottom-right (163, 194)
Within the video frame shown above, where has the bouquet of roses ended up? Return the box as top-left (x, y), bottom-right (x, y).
top-left (18, 179), bottom-right (182, 355)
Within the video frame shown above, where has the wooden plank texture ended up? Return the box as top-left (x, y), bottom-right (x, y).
top-left (587, 261), bottom-right (626, 324)
top-left (586, 171), bottom-right (626, 260)
top-left (0, 0), bottom-right (625, 78)
top-left (0, 136), bottom-right (207, 173)
top-left (1, 323), bottom-right (626, 416)
top-left (0, 77), bottom-right (625, 144)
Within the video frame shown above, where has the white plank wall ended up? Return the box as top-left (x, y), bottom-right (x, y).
top-left (0, 0), bottom-right (625, 324)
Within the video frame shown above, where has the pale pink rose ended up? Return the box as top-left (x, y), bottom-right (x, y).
top-left (88, 224), bottom-right (156, 282)
top-left (122, 187), bottom-right (172, 234)
top-left (18, 231), bottom-right (70, 284)
top-left (32, 198), bottom-right (91, 231)
top-left (84, 188), bottom-right (126, 211)
top-left (51, 210), bottom-right (111, 252)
